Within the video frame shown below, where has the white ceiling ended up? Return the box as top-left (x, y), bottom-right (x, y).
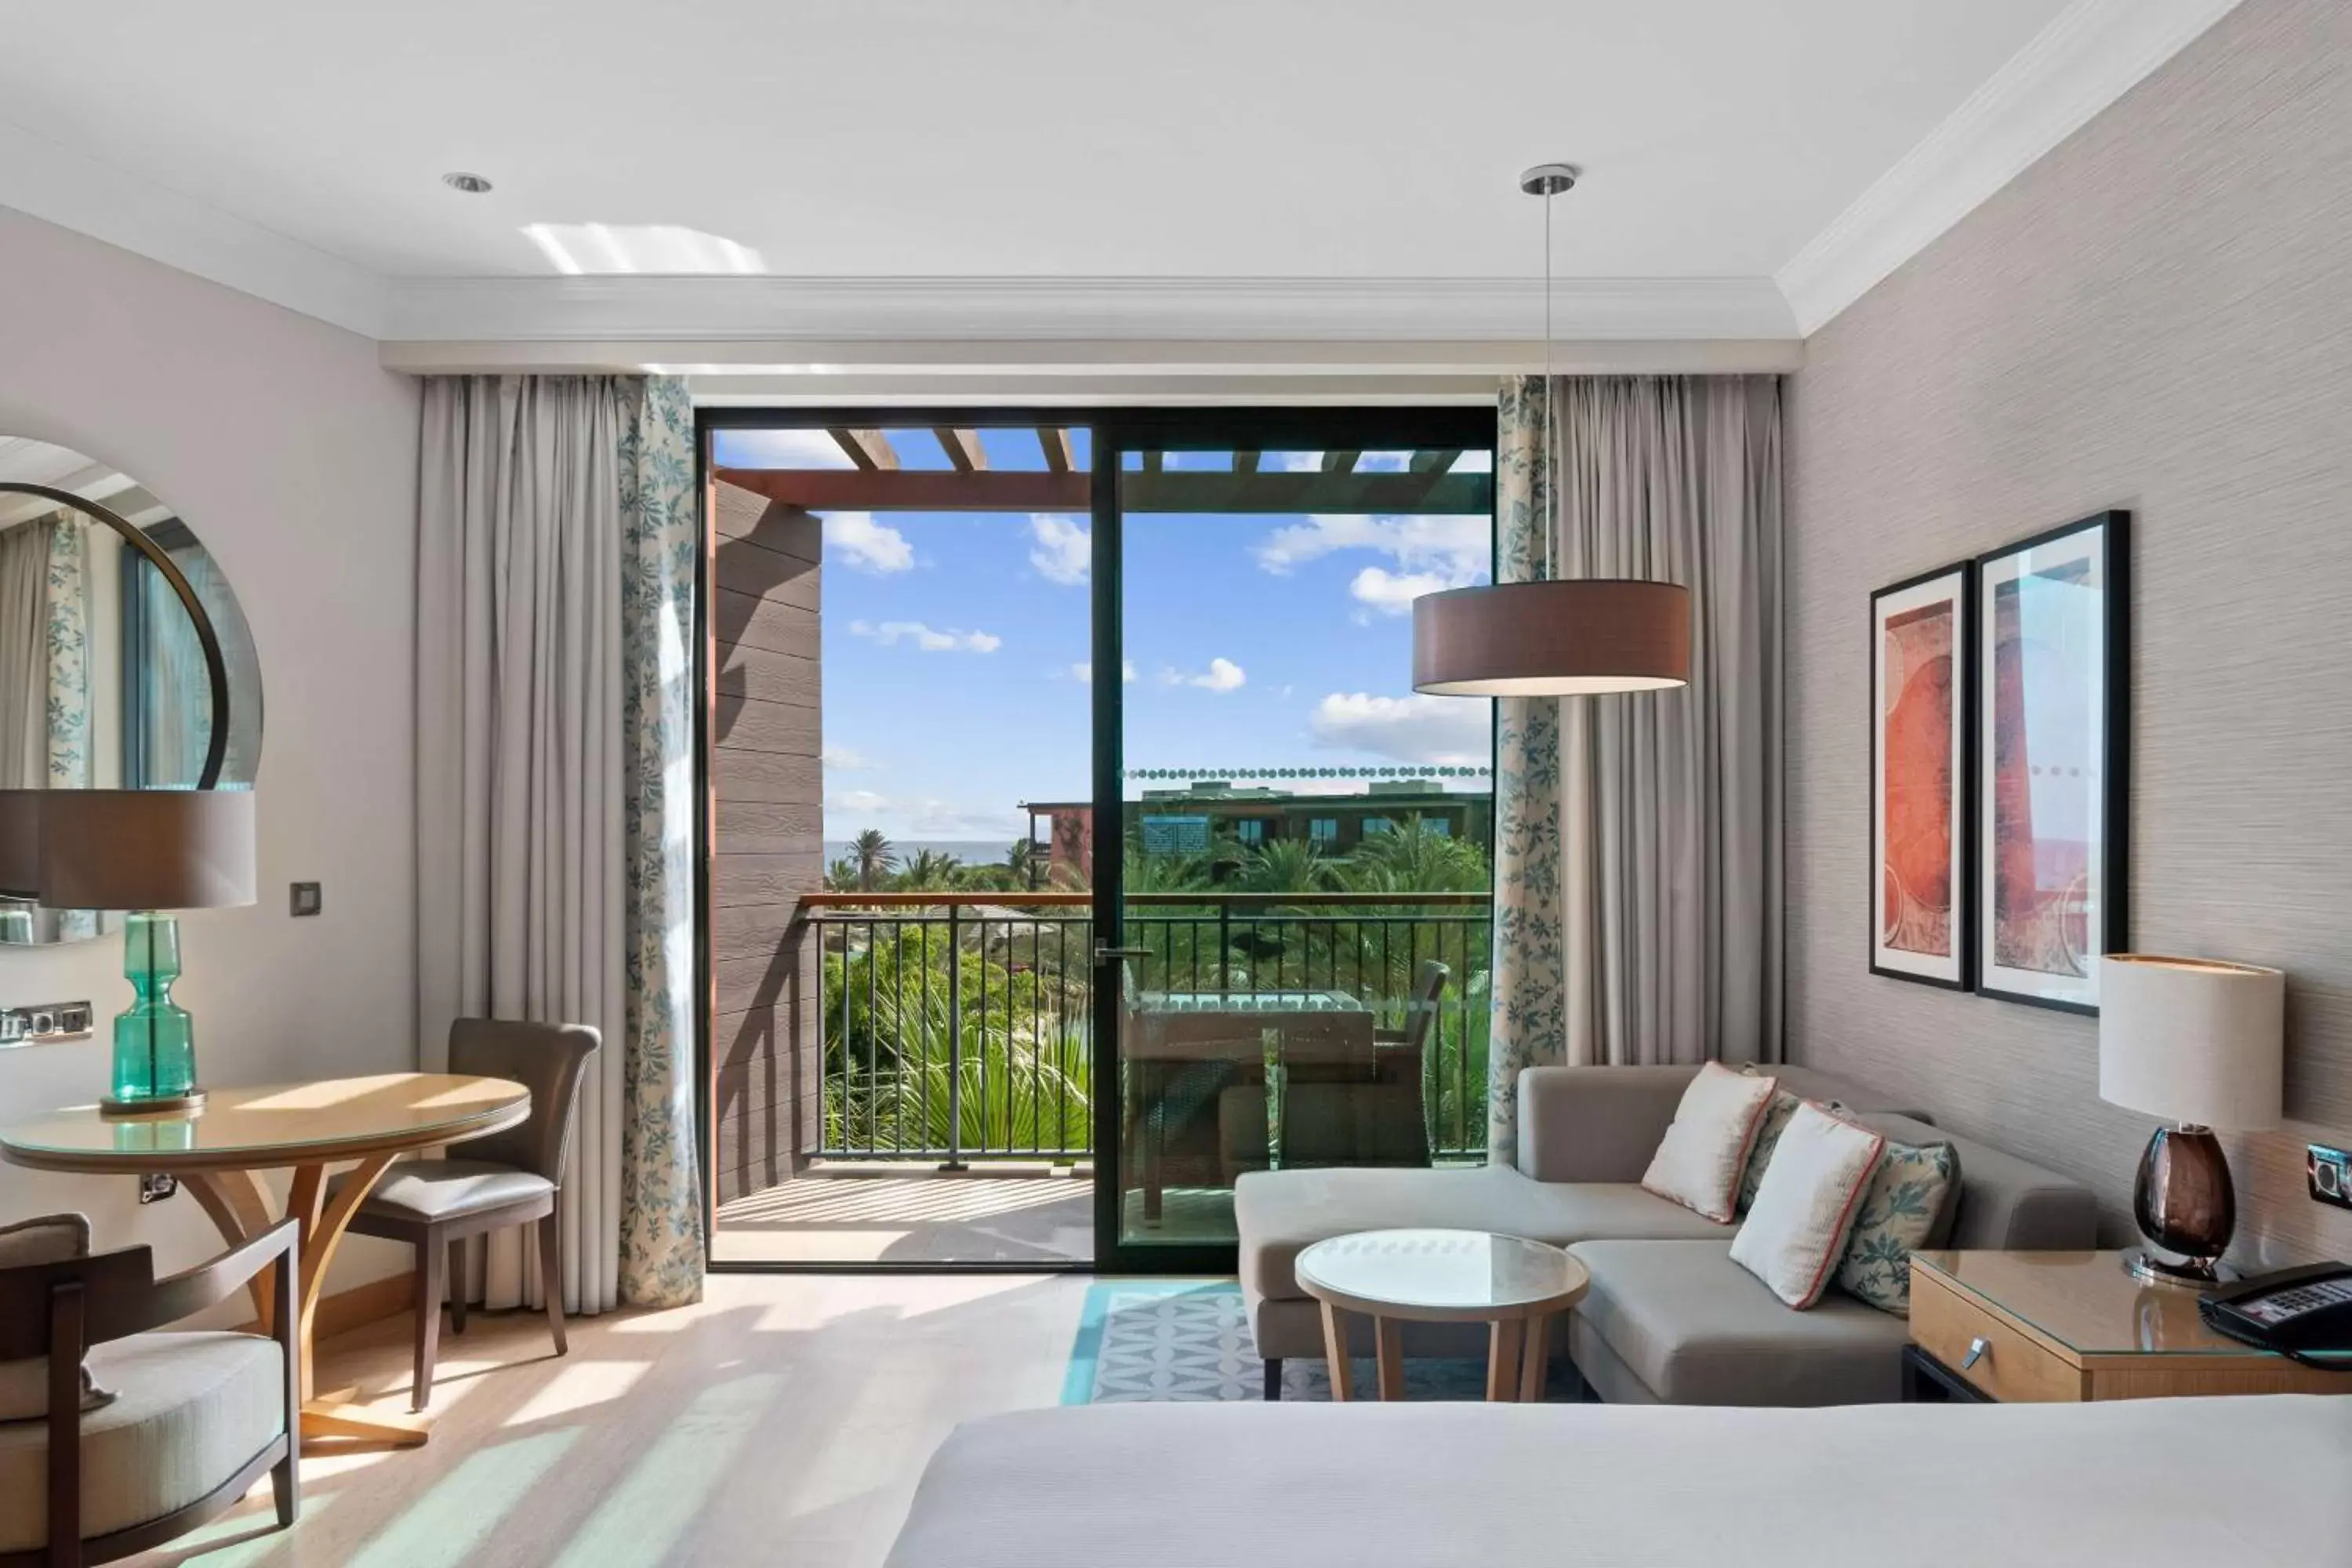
top-left (0, 0), bottom-right (2240, 352)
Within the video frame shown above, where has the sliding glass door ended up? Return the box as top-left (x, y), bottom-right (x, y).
top-left (1089, 412), bottom-right (1497, 1270)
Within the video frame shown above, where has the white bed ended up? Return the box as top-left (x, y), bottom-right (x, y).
top-left (887, 1397), bottom-right (2350, 1567)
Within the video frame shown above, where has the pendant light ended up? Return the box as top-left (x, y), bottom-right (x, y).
top-left (1412, 163), bottom-right (1692, 697)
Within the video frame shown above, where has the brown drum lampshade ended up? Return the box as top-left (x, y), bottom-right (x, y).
top-left (0, 789), bottom-right (256, 910)
top-left (1412, 580), bottom-right (1692, 696)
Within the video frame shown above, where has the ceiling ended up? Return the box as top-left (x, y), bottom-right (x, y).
top-left (0, 0), bottom-right (2239, 356)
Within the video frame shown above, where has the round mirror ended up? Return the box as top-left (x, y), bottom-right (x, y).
top-left (0, 437), bottom-right (262, 946)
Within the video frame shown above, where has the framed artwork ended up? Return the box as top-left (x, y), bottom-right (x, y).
top-left (1973, 511), bottom-right (2129, 1014)
top-left (1871, 561), bottom-right (1973, 988)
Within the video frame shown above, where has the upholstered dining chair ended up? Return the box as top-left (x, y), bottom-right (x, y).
top-left (0, 1213), bottom-right (300, 1566)
top-left (336, 1018), bottom-right (599, 1411)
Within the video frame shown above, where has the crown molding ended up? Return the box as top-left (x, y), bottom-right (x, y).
top-left (1777, 0), bottom-right (2243, 335)
top-left (0, 118), bottom-right (388, 338)
top-left (378, 274), bottom-right (1798, 345)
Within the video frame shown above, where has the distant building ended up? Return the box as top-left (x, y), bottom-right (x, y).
top-left (1022, 779), bottom-right (1492, 885)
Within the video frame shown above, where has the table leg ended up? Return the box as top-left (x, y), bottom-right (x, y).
top-left (181, 1156), bottom-right (430, 1450)
top-left (1374, 1316), bottom-right (1406, 1401)
top-left (1486, 1318), bottom-right (1525, 1403)
top-left (180, 1169), bottom-right (278, 1328)
top-left (1518, 1312), bottom-right (1551, 1403)
top-left (1319, 1301), bottom-right (1352, 1403)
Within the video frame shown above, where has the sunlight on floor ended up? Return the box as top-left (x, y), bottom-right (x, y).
top-left (713, 1171), bottom-right (1093, 1265)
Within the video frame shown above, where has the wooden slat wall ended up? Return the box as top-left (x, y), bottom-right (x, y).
top-left (710, 481), bottom-right (825, 1203)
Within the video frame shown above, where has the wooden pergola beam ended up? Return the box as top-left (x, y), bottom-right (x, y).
top-left (1410, 450), bottom-right (1458, 473)
top-left (1323, 451), bottom-right (1360, 474)
top-left (828, 428), bottom-right (899, 471)
top-left (932, 428), bottom-right (987, 473)
top-left (713, 466), bottom-right (1492, 516)
top-left (1233, 450), bottom-right (1260, 474)
top-left (1036, 427), bottom-right (1074, 474)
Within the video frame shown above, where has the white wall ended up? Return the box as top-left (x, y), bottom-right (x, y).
top-left (0, 206), bottom-right (419, 1289)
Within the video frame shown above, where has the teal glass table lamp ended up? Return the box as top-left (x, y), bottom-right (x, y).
top-left (17, 790), bottom-right (256, 1116)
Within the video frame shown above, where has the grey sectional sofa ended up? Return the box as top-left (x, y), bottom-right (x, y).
top-left (1234, 1062), bottom-right (2100, 1405)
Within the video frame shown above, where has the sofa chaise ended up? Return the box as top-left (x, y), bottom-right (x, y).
top-left (1235, 1062), bottom-right (2100, 1404)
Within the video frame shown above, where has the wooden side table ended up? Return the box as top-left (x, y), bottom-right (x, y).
top-left (1909, 1249), bottom-right (2352, 1402)
top-left (0, 1073), bottom-right (530, 1448)
top-left (1295, 1228), bottom-right (1588, 1403)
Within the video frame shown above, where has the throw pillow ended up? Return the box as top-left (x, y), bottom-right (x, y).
top-left (1730, 1103), bottom-right (1887, 1308)
top-left (1835, 1138), bottom-right (1962, 1315)
top-left (1640, 1062), bottom-right (1777, 1224)
top-left (1734, 1091), bottom-right (1801, 1214)
top-left (0, 1213), bottom-right (116, 1420)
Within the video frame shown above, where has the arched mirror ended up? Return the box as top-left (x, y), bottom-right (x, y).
top-left (0, 437), bottom-right (263, 946)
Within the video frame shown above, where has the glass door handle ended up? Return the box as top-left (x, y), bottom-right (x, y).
top-left (1093, 945), bottom-right (1154, 963)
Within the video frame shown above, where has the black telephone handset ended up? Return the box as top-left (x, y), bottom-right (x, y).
top-left (2199, 1263), bottom-right (2352, 1369)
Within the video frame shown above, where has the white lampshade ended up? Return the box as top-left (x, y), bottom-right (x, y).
top-left (2098, 955), bottom-right (2284, 1131)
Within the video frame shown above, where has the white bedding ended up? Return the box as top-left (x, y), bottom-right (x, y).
top-left (887, 1397), bottom-right (2350, 1567)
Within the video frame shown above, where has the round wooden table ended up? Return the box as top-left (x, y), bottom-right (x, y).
top-left (1294, 1228), bottom-right (1589, 1403)
top-left (0, 1072), bottom-right (529, 1449)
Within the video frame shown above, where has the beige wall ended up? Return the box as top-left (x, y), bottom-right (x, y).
top-left (0, 207), bottom-right (419, 1288)
top-left (1787, 0), bottom-right (2352, 1269)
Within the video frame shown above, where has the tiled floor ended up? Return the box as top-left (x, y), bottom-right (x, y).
top-left (126, 1273), bottom-right (1095, 1568)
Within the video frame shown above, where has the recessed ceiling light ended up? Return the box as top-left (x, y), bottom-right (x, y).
top-left (442, 172), bottom-right (493, 194)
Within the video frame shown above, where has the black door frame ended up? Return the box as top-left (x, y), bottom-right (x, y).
top-left (692, 405), bottom-right (1497, 1276)
top-left (1087, 408), bottom-right (1497, 1275)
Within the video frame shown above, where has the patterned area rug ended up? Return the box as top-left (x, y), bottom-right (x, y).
top-left (1062, 1279), bottom-right (1581, 1403)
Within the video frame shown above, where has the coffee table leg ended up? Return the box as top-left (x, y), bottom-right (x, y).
top-left (1518, 1312), bottom-right (1551, 1403)
top-left (1374, 1316), bottom-right (1405, 1401)
top-left (1486, 1318), bottom-right (1524, 1403)
top-left (1319, 1301), bottom-right (1352, 1402)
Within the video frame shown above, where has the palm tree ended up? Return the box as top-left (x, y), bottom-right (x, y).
top-left (851, 828), bottom-right (897, 891)
top-left (898, 848), bottom-right (963, 891)
top-left (1232, 837), bottom-right (1334, 896)
top-left (1341, 820), bottom-right (1490, 894)
top-left (1005, 837), bottom-right (1036, 885)
top-left (823, 855), bottom-right (861, 892)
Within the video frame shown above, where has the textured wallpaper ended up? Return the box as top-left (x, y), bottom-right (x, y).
top-left (1788, 0), bottom-right (2352, 1268)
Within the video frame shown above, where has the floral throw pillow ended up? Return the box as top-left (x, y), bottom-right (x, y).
top-left (1735, 1091), bottom-right (1801, 1215)
top-left (1835, 1140), bottom-right (1961, 1315)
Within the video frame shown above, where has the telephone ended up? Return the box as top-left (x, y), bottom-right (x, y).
top-left (2199, 1263), bottom-right (2352, 1367)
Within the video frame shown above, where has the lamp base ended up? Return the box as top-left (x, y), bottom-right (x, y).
top-left (99, 1090), bottom-right (207, 1119)
top-left (2120, 1248), bottom-right (2234, 1290)
top-left (2130, 1122), bottom-right (2238, 1288)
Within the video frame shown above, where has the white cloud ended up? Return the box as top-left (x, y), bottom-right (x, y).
top-left (822, 511), bottom-right (913, 573)
top-left (821, 744), bottom-right (875, 771)
top-left (1251, 513), bottom-right (1489, 590)
top-left (710, 427), bottom-right (856, 470)
top-left (1070, 659), bottom-right (1137, 684)
top-left (825, 789), bottom-right (1028, 840)
top-left (1028, 514), bottom-right (1090, 585)
top-left (850, 619), bottom-right (1000, 654)
top-left (1309, 692), bottom-right (1489, 765)
top-left (1160, 656), bottom-right (1247, 693)
top-left (1348, 566), bottom-right (1455, 616)
top-left (836, 788), bottom-right (891, 813)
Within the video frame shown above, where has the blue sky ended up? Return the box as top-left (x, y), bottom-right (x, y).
top-left (713, 427), bottom-right (1494, 846)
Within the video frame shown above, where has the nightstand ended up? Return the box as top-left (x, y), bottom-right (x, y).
top-left (1907, 1250), bottom-right (2352, 1402)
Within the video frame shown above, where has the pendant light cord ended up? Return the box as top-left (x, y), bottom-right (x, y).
top-left (1541, 186), bottom-right (1559, 583)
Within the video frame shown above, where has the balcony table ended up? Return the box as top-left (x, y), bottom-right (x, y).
top-left (0, 1072), bottom-right (529, 1450)
top-left (1127, 990), bottom-right (1373, 1221)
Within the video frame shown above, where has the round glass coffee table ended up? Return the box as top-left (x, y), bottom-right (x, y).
top-left (1294, 1228), bottom-right (1588, 1402)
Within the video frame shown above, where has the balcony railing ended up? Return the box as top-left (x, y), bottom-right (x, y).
top-left (802, 891), bottom-right (1492, 1164)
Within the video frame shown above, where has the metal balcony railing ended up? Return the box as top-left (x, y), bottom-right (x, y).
top-left (802, 891), bottom-right (1492, 1164)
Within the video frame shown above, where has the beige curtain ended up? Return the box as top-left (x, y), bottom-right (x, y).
top-left (1557, 376), bottom-right (1783, 1068)
top-left (416, 376), bottom-right (629, 1316)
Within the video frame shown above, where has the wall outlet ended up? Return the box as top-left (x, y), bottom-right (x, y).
top-left (0, 1002), bottom-right (94, 1047)
top-left (138, 1173), bottom-right (177, 1205)
top-left (290, 882), bottom-right (322, 916)
top-left (2310, 1144), bottom-right (2352, 1210)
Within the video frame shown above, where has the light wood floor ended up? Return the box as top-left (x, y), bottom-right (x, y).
top-left (713, 1171), bottom-right (1094, 1265)
top-left (125, 1272), bottom-right (1095, 1568)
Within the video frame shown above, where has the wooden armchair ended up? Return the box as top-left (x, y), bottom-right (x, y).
top-left (0, 1218), bottom-right (299, 1567)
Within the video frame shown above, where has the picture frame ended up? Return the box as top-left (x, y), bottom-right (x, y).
top-left (1870, 561), bottom-right (1974, 989)
top-left (1973, 510), bottom-right (2130, 1014)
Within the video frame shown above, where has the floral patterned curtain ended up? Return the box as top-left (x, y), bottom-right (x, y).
top-left (1486, 377), bottom-right (1566, 1161)
top-left (617, 377), bottom-right (704, 1307)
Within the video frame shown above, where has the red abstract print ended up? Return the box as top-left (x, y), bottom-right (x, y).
top-left (1881, 601), bottom-right (1954, 956)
